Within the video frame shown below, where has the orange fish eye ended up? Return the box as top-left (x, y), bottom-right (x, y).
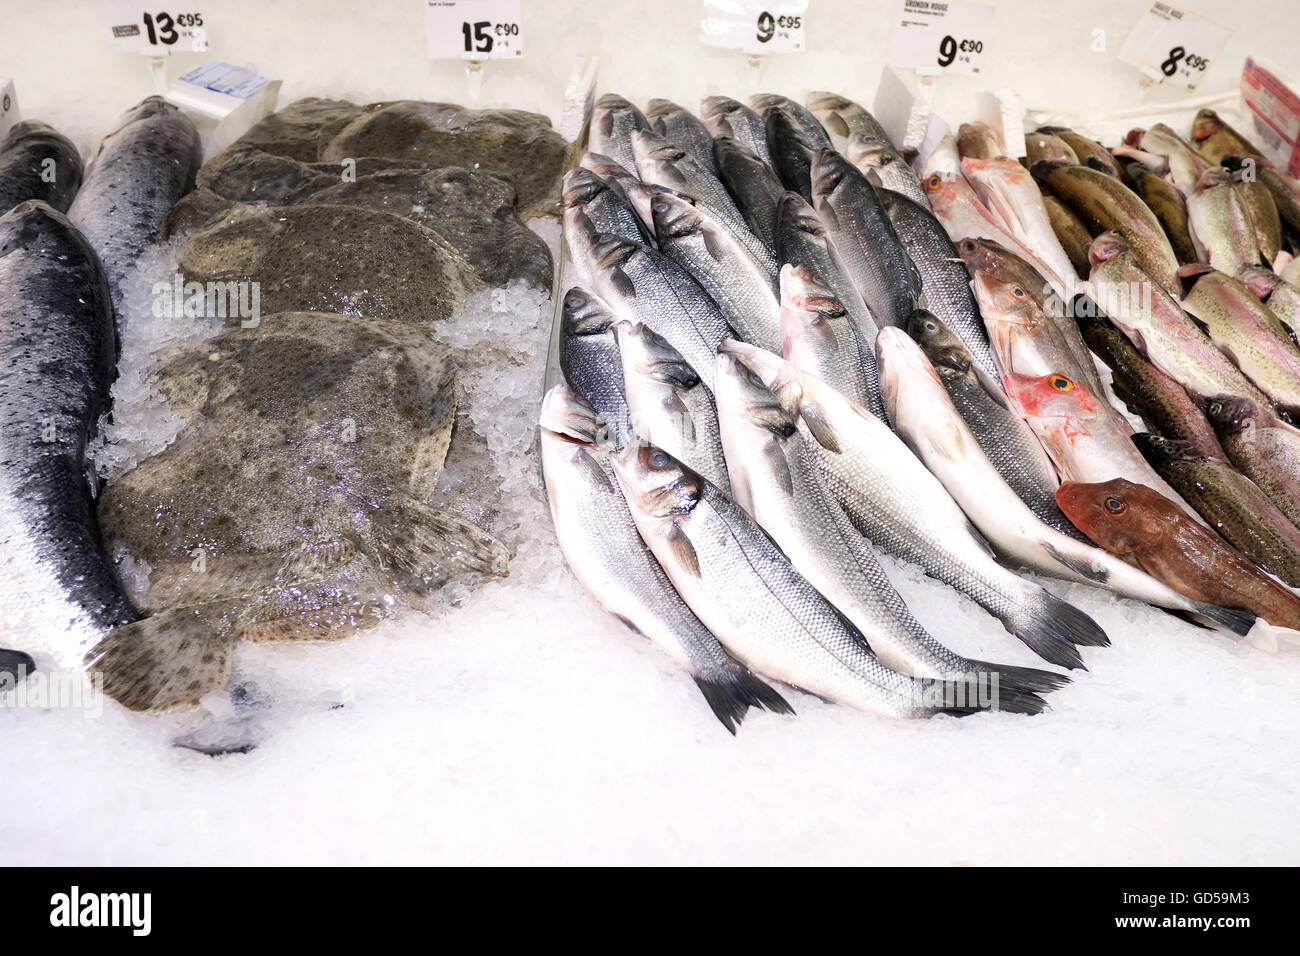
top-left (1049, 375), bottom-right (1074, 391)
top-left (1104, 496), bottom-right (1127, 515)
top-left (927, 174), bottom-right (942, 188)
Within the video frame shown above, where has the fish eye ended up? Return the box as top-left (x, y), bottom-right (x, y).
top-left (777, 423), bottom-right (797, 438)
top-left (927, 174), bottom-right (942, 188)
top-left (650, 450), bottom-right (669, 468)
top-left (1049, 375), bottom-right (1073, 391)
top-left (925, 321), bottom-right (938, 332)
top-left (1012, 286), bottom-right (1026, 297)
top-left (1209, 402), bottom-right (1222, 415)
top-left (1104, 496), bottom-right (1127, 515)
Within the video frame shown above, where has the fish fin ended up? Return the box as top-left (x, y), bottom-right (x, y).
top-left (964, 658), bottom-right (1072, 695)
top-left (972, 363), bottom-right (1012, 409)
top-left (1003, 589), bottom-right (1109, 669)
top-left (966, 521), bottom-right (996, 557)
top-left (86, 604), bottom-right (237, 712)
top-left (693, 668), bottom-right (795, 734)
top-left (799, 399), bottom-right (842, 453)
top-left (277, 537), bottom-right (361, 583)
top-left (363, 501), bottom-right (509, 592)
top-left (1041, 541), bottom-right (1110, 584)
top-left (916, 678), bottom-right (1048, 717)
top-left (0, 648), bottom-right (35, 683)
top-left (762, 441), bottom-right (795, 497)
top-left (1186, 601), bottom-right (1257, 636)
top-left (241, 597), bottom-right (387, 643)
top-left (701, 225), bottom-right (727, 262)
top-left (606, 265), bottom-right (636, 299)
top-left (666, 522), bottom-right (702, 578)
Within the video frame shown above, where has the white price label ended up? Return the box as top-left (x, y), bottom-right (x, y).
top-left (0, 78), bottom-right (19, 142)
top-left (886, 0), bottom-right (992, 77)
top-left (95, 1), bottom-right (210, 55)
top-left (425, 0), bottom-right (524, 60)
top-left (178, 63), bottom-right (270, 100)
top-left (700, 1), bottom-right (808, 56)
top-left (1116, 2), bottom-right (1230, 91)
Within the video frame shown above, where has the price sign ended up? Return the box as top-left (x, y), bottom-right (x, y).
top-left (700, 1), bottom-right (808, 56)
top-left (1116, 2), bottom-right (1230, 91)
top-left (886, 0), bottom-right (993, 77)
top-left (95, 1), bottom-right (209, 54)
top-left (1241, 58), bottom-right (1300, 178)
top-left (426, 0), bottom-right (524, 60)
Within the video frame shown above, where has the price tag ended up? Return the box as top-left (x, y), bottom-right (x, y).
top-left (886, 0), bottom-right (992, 77)
top-left (95, 1), bottom-right (210, 55)
top-left (1115, 2), bottom-right (1230, 91)
top-left (178, 62), bottom-right (270, 100)
top-left (425, 0), bottom-right (524, 60)
top-left (1240, 58), bottom-right (1300, 178)
top-left (700, 1), bottom-right (808, 56)
top-left (0, 78), bottom-right (19, 142)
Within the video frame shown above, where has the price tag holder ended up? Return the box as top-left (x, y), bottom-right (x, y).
top-left (1115, 2), bottom-right (1230, 90)
top-left (95, 1), bottom-right (210, 55)
top-left (886, 0), bottom-right (992, 77)
top-left (1241, 57), bottom-right (1300, 178)
top-left (0, 78), bottom-right (19, 142)
top-left (700, 1), bottom-right (808, 56)
top-left (425, 0), bottom-right (524, 60)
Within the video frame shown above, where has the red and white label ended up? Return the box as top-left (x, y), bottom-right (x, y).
top-left (1241, 58), bottom-right (1300, 178)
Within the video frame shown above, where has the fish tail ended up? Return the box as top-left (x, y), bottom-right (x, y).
top-left (1002, 587), bottom-right (1109, 668)
top-left (692, 668), bottom-right (794, 734)
top-left (964, 658), bottom-right (1072, 696)
top-left (1185, 601), bottom-right (1258, 636)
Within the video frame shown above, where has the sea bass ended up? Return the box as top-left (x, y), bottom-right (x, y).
top-left (540, 385), bottom-right (790, 732)
top-left (0, 120), bottom-right (83, 213)
top-left (589, 94), bottom-right (650, 176)
top-left (701, 96), bottom-right (773, 167)
top-left (557, 287), bottom-right (633, 447)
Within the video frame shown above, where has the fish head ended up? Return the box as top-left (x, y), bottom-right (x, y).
top-left (580, 151), bottom-right (637, 187)
top-left (1234, 265), bottom-right (1280, 301)
top-left (648, 190), bottom-right (709, 249)
top-left (644, 98), bottom-right (681, 125)
top-left (809, 148), bottom-right (853, 205)
top-left (612, 442), bottom-right (705, 519)
top-left (1087, 231), bottom-right (1131, 272)
top-left (614, 322), bottom-right (699, 390)
top-left (562, 167), bottom-right (610, 210)
top-left (700, 96), bottom-right (742, 124)
top-left (970, 271), bottom-right (1040, 324)
top-left (560, 287), bottom-right (618, 338)
top-left (714, 349), bottom-right (800, 439)
top-left (632, 129), bottom-right (689, 182)
top-left (779, 263), bottom-right (850, 359)
top-left (1193, 166), bottom-right (1235, 193)
top-left (876, 326), bottom-right (941, 416)
top-left (777, 191), bottom-right (826, 241)
top-left (594, 94), bottom-right (643, 134)
top-left (540, 385), bottom-right (607, 447)
top-left (957, 121), bottom-right (1005, 160)
top-left (718, 340), bottom-right (803, 415)
top-left (805, 91), bottom-right (853, 115)
top-left (906, 310), bottom-right (973, 376)
top-left (846, 134), bottom-right (897, 172)
top-left (1190, 109), bottom-right (1224, 148)
top-left (1054, 478), bottom-right (1157, 553)
top-left (1131, 432), bottom-right (1208, 472)
top-left (1201, 394), bottom-right (1264, 436)
top-left (1003, 371), bottom-right (1099, 420)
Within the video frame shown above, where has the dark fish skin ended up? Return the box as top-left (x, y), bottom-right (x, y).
top-left (67, 96), bottom-right (202, 313)
top-left (0, 201), bottom-right (139, 652)
top-left (878, 188), bottom-right (999, 379)
top-left (1057, 478), bottom-right (1297, 630)
top-left (750, 94), bottom-right (832, 151)
top-left (562, 167), bottom-right (649, 245)
top-left (1125, 164), bottom-right (1198, 265)
top-left (1076, 310), bottom-right (1225, 458)
top-left (906, 310), bottom-right (1083, 540)
top-left (763, 105), bottom-right (819, 201)
top-left (1202, 396), bottom-right (1300, 532)
top-left (1042, 195), bottom-right (1093, 278)
top-left (645, 98), bottom-right (718, 175)
top-left (713, 136), bottom-right (785, 259)
top-left (557, 288), bottom-right (633, 448)
top-left (0, 121), bottom-right (83, 213)
top-left (1133, 434), bottom-right (1300, 587)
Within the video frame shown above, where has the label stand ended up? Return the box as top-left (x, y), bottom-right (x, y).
top-left (465, 59), bottom-right (485, 105)
top-left (745, 54), bottom-right (764, 95)
top-left (148, 55), bottom-right (168, 95)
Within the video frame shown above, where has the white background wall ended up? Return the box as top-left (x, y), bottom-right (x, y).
top-left (2, 0), bottom-right (1295, 156)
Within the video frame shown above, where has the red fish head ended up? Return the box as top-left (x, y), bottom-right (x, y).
top-left (1055, 478), bottom-right (1174, 554)
top-left (1002, 371), bottom-right (1099, 420)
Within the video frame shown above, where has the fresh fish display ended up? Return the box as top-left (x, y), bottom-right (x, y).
top-left (1076, 311), bottom-right (1225, 458)
top-left (701, 96), bottom-right (772, 167)
top-left (733, 342), bottom-right (1106, 668)
top-left (563, 167), bottom-right (650, 246)
top-left (877, 327), bottom-right (1246, 627)
top-left (778, 263), bottom-right (882, 418)
top-left (590, 93), bottom-right (649, 176)
top-left (0, 201), bottom-right (137, 665)
top-left (907, 311), bottom-right (1076, 538)
top-left (613, 441), bottom-right (1042, 716)
top-left (810, 148), bottom-right (921, 329)
top-left (1057, 479), bottom-right (1294, 630)
top-left (806, 92), bottom-right (927, 207)
top-left (1035, 126), bottom-right (1121, 178)
top-left (617, 321), bottom-right (730, 493)
top-left (1134, 434), bottom-right (1300, 587)
top-left (1088, 233), bottom-right (1273, 409)
top-left (1033, 161), bottom-right (1180, 294)
top-left (540, 386), bottom-right (790, 732)
top-left (1179, 265), bottom-right (1300, 416)
top-left (714, 345), bottom-right (1068, 692)
top-left (67, 96), bottom-right (201, 313)
top-left (558, 288), bottom-right (634, 447)
top-left (878, 189), bottom-right (1000, 379)
top-left (1186, 168), bottom-right (1263, 275)
top-left (0, 120), bottom-right (82, 213)
top-left (1203, 396), bottom-right (1300, 531)
top-left (1115, 124), bottom-right (1209, 195)
top-left (632, 128), bottom-right (747, 234)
